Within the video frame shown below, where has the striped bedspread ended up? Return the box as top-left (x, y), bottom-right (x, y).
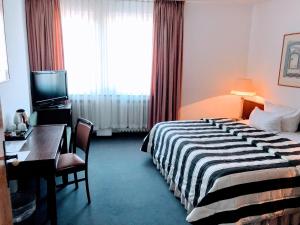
top-left (141, 118), bottom-right (300, 225)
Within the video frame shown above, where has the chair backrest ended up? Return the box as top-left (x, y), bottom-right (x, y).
top-left (73, 118), bottom-right (94, 157)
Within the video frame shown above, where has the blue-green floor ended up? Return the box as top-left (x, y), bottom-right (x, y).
top-left (30, 135), bottom-right (190, 225)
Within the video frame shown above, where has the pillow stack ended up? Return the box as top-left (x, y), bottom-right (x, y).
top-left (249, 101), bottom-right (300, 133)
top-left (264, 101), bottom-right (300, 132)
top-left (249, 107), bottom-right (282, 133)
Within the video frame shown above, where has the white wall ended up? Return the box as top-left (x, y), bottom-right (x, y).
top-left (180, 2), bottom-right (253, 119)
top-left (2, 0), bottom-right (296, 125)
top-left (0, 0), bottom-right (31, 128)
top-left (247, 0), bottom-right (300, 107)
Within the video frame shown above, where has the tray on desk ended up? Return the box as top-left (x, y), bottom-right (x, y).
top-left (4, 126), bottom-right (33, 141)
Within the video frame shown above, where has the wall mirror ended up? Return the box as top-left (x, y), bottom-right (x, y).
top-left (0, 0), bottom-right (9, 83)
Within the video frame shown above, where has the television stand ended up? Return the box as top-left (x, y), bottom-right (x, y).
top-left (37, 104), bottom-right (65, 109)
top-left (34, 102), bottom-right (72, 127)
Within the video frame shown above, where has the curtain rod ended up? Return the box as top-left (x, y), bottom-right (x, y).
top-left (114, 0), bottom-right (186, 2)
top-left (113, 0), bottom-right (251, 3)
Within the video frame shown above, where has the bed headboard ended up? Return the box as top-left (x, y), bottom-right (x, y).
top-left (242, 99), bottom-right (264, 119)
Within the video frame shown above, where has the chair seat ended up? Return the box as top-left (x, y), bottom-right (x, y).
top-left (56, 153), bottom-right (85, 173)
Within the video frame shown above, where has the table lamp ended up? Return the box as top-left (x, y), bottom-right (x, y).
top-left (231, 78), bottom-right (256, 119)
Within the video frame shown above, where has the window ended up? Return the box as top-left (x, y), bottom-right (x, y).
top-left (60, 0), bottom-right (153, 96)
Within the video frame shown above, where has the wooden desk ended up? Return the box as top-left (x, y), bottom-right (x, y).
top-left (6, 125), bottom-right (67, 225)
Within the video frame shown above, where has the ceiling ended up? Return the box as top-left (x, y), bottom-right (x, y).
top-left (186, 0), bottom-right (268, 4)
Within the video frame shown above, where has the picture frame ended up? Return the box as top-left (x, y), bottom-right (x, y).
top-left (278, 32), bottom-right (300, 88)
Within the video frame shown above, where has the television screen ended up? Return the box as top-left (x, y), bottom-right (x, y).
top-left (31, 70), bottom-right (68, 105)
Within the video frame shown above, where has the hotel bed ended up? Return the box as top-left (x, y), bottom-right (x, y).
top-left (241, 119), bottom-right (300, 144)
top-left (141, 101), bottom-right (300, 225)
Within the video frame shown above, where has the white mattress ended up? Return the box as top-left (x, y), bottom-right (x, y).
top-left (239, 119), bottom-right (300, 143)
top-left (277, 132), bottom-right (300, 143)
top-left (239, 119), bottom-right (249, 125)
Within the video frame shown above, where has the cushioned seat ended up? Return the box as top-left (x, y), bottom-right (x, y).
top-left (57, 153), bottom-right (85, 172)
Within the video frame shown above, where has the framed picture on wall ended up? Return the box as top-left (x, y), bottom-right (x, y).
top-left (278, 33), bottom-right (300, 88)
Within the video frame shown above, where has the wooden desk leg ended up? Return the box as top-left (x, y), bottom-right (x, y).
top-left (62, 125), bottom-right (68, 186)
top-left (36, 177), bottom-right (41, 204)
top-left (47, 175), bottom-right (57, 225)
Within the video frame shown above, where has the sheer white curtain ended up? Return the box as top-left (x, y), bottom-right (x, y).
top-left (0, 0), bottom-right (8, 82)
top-left (60, 0), bottom-right (153, 132)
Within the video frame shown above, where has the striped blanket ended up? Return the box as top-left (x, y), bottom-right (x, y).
top-left (141, 118), bottom-right (300, 225)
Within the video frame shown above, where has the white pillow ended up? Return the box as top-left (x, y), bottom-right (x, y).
top-left (280, 110), bottom-right (300, 132)
top-left (264, 101), bottom-right (300, 132)
top-left (264, 101), bottom-right (295, 114)
top-left (249, 107), bottom-right (282, 133)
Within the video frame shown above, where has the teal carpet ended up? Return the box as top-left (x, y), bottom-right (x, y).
top-left (32, 135), bottom-right (190, 225)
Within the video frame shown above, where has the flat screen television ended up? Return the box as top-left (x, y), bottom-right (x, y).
top-left (31, 70), bottom-right (68, 107)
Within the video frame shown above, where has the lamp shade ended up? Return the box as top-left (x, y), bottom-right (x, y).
top-left (231, 78), bottom-right (256, 96)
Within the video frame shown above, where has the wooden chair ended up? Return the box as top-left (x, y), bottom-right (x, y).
top-left (56, 118), bottom-right (94, 203)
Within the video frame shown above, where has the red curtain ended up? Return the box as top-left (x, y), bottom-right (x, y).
top-left (25, 0), bottom-right (64, 71)
top-left (148, 0), bottom-right (184, 128)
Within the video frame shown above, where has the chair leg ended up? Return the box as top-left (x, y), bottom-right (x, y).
top-left (85, 170), bottom-right (91, 204)
top-left (74, 172), bottom-right (78, 189)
